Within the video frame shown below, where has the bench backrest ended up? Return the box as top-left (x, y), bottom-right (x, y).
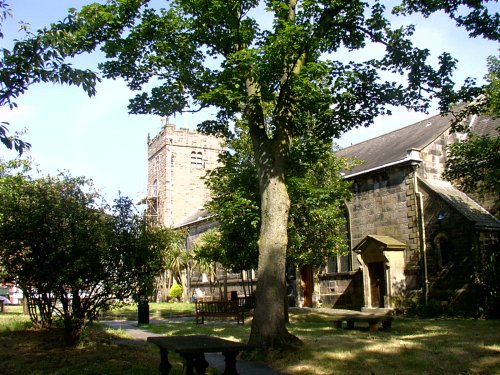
top-left (196, 300), bottom-right (239, 313)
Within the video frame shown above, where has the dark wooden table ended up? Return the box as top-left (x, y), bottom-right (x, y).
top-left (147, 335), bottom-right (252, 375)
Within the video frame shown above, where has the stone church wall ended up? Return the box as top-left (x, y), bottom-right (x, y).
top-left (347, 165), bottom-right (420, 274)
top-left (146, 122), bottom-right (223, 227)
top-left (319, 164), bottom-right (423, 309)
top-left (419, 182), bottom-right (483, 314)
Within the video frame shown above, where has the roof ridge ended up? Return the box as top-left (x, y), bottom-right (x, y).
top-left (340, 109), bottom-right (446, 152)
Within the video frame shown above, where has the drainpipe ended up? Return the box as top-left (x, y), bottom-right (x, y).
top-left (412, 163), bottom-right (429, 304)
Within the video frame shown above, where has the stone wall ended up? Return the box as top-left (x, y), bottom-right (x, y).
top-left (318, 270), bottom-right (364, 309)
top-left (347, 165), bottom-right (419, 271)
top-left (418, 127), bottom-right (463, 181)
top-left (419, 182), bottom-right (482, 314)
top-left (146, 122), bottom-right (223, 226)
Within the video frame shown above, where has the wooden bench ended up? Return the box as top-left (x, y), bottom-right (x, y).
top-left (236, 296), bottom-right (255, 311)
top-left (195, 300), bottom-right (245, 324)
top-left (148, 335), bottom-right (252, 375)
top-left (332, 314), bottom-right (393, 332)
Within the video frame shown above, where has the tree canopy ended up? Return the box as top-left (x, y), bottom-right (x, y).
top-left (2, 0), bottom-right (498, 350)
top-left (443, 56), bottom-right (500, 208)
top-left (201, 124), bottom-right (354, 273)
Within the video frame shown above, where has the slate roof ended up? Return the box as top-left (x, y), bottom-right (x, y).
top-left (338, 110), bottom-right (500, 178)
top-left (471, 115), bottom-right (500, 137)
top-left (174, 209), bottom-right (214, 228)
top-left (420, 179), bottom-right (500, 231)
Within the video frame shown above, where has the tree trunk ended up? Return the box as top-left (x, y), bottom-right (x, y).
top-left (244, 33), bottom-right (304, 347)
top-left (64, 322), bottom-right (85, 346)
top-left (248, 159), bottom-right (301, 350)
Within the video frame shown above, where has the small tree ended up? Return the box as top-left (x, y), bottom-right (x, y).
top-left (112, 196), bottom-right (185, 323)
top-left (0, 169), bottom-right (118, 344)
top-left (0, 163), bottom-right (184, 344)
top-left (192, 228), bottom-right (225, 296)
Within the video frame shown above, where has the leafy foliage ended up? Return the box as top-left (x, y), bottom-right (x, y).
top-left (202, 126), bottom-right (260, 272)
top-left (0, 162), bottom-right (183, 345)
top-left (168, 283), bottom-right (183, 300)
top-left (9, 0), bottom-right (497, 349)
top-left (0, 168), bottom-right (114, 344)
top-left (201, 124), bottom-right (353, 271)
top-left (111, 195), bottom-right (185, 302)
top-left (444, 132), bottom-right (500, 194)
top-left (443, 56), bottom-right (500, 197)
top-left (287, 138), bottom-right (353, 267)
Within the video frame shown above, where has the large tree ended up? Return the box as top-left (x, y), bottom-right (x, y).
top-left (4, 0), bottom-right (499, 349)
top-left (202, 124), bottom-right (353, 285)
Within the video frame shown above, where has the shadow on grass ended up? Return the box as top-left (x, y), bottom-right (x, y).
top-left (1, 307), bottom-right (499, 375)
top-left (278, 317), bottom-right (500, 375)
top-left (141, 314), bottom-right (500, 375)
top-left (0, 324), bottom-right (166, 375)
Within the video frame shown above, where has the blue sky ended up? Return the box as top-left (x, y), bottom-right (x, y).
top-left (1, 1), bottom-right (498, 202)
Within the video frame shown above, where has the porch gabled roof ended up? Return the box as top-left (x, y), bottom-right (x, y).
top-left (353, 235), bottom-right (406, 253)
top-left (420, 179), bottom-right (500, 231)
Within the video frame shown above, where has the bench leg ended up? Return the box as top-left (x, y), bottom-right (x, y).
top-left (346, 321), bottom-right (355, 329)
top-left (368, 321), bottom-right (378, 333)
top-left (157, 347), bottom-right (173, 375)
top-left (237, 312), bottom-right (244, 325)
top-left (181, 353), bottom-right (208, 375)
top-left (334, 321), bottom-right (342, 329)
top-left (222, 350), bottom-right (239, 375)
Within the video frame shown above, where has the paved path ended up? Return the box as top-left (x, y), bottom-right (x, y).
top-left (101, 319), bottom-right (285, 374)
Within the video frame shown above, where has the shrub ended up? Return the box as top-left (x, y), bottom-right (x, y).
top-left (169, 284), bottom-right (183, 301)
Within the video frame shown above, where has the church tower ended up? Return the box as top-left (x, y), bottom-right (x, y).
top-left (146, 119), bottom-right (223, 227)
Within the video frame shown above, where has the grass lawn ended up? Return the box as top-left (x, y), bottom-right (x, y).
top-left (1, 303), bottom-right (499, 375)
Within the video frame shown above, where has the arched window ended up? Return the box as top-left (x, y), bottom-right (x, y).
top-left (190, 151), bottom-right (198, 166)
top-left (196, 152), bottom-right (204, 168)
top-left (326, 205), bottom-right (352, 274)
top-left (152, 179), bottom-right (158, 197)
top-left (190, 151), bottom-right (204, 168)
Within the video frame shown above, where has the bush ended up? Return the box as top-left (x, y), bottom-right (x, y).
top-left (391, 281), bottom-right (422, 316)
top-left (169, 284), bottom-right (183, 301)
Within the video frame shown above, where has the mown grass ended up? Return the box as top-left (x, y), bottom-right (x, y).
top-left (102, 302), bottom-right (195, 321)
top-left (1, 303), bottom-right (499, 375)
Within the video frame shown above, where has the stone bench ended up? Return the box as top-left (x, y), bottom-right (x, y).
top-left (332, 314), bottom-right (393, 332)
top-left (148, 335), bottom-right (252, 375)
